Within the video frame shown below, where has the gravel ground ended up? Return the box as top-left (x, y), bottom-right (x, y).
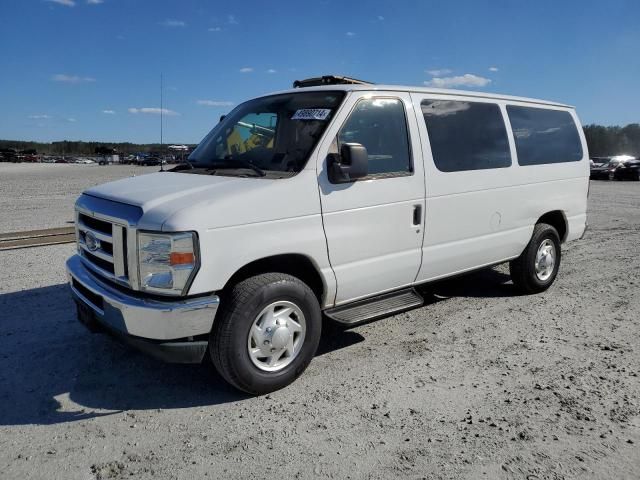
top-left (0, 163), bottom-right (158, 232)
top-left (0, 176), bottom-right (639, 480)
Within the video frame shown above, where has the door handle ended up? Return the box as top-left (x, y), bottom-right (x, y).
top-left (412, 205), bottom-right (422, 226)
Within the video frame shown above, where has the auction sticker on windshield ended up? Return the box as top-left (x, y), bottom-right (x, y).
top-left (291, 109), bottom-right (332, 120)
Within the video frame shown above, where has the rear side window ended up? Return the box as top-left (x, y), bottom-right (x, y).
top-left (338, 98), bottom-right (412, 176)
top-left (421, 100), bottom-right (511, 172)
top-left (507, 106), bottom-right (583, 165)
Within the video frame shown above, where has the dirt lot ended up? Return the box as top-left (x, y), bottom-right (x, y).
top-left (0, 167), bottom-right (638, 479)
top-left (0, 163), bottom-right (158, 232)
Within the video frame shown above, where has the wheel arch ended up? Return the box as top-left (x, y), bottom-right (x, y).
top-left (536, 210), bottom-right (568, 243)
top-left (221, 253), bottom-right (326, 304)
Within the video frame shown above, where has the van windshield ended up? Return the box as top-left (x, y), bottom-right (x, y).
top-left (186, 91), bottom-right (345, 177)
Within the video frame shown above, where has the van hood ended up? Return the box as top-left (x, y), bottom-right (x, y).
top-left (83, 171), bottom-right (318, 231)
top-left (85, 172), bottom-right (244, 211)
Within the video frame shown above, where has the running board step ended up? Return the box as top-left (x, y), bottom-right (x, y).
top-left (325, 288), bottom-right (424, 326)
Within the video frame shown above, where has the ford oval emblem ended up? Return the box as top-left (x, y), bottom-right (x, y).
top-left (85, 231), bottom-right (100, 252)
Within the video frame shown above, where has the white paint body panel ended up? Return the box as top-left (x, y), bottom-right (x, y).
top-left (315, 91), bottom-right (426, 304)
top-left (409, 93), bottom-right (589, 282)
top-left (81, 85), bottom-right (589, 311)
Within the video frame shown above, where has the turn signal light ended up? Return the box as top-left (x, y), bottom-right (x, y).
top-left (170, 252), bottom-right (195, 266)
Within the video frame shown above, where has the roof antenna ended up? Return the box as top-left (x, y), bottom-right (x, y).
top-left (159, 72), bottom-right (165, 172)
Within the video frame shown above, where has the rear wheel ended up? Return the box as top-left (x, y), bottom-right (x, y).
top-left (510, 223), bottom-right (561, 294)
top-left (210, 273), bottom-right (322, 394)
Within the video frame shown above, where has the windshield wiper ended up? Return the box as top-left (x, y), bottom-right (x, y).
top-left (207, 158), bottom-right (266, 177)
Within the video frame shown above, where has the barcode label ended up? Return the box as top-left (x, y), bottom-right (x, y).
top-left (291, 109), bottom-right (332, 120)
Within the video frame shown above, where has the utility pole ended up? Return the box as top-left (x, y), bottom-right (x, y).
top-left (160, 72), bottom-right (165, 172)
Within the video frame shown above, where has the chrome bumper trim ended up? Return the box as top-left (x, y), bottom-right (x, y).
top-left (66, 255), bottom-right (219, 341)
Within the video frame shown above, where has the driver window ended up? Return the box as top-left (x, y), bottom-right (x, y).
top-left (337, 98), bottom-right (412, 176)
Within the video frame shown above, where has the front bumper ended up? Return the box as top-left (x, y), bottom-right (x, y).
top-left (66, 255), bottom-right (219, 363)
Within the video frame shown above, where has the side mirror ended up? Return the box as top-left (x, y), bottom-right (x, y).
top-left (328, 143), bottom-right (368, 183)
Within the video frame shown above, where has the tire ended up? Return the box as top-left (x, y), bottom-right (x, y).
top-left (509, 223), bottom-right (561, 294)
top-left (210, 273), bottom-right (322, 395)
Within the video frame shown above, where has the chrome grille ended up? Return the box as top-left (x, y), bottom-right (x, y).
top-left (74, 194), bottom-right (143, 290)
top-left (77, 212), bottom-right (129, 284)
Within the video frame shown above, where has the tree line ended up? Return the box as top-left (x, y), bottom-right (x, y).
top-left (582, 124), bottom-right (640, 157)
top-left (1, 123), bottom-right (640, 157)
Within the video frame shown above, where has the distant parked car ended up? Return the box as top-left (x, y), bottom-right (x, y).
top-left (590, 156), bottom-right (640, 180)
top-left (590, 156), bottom-right (609, 167)
top-left (139, 157), bottom-right (161, 166)
top-left (0, 148), bottom-right (18, 162)
top-left (55, 158), bottom-right (69, 164)
top-left (610, 158), bottom-right (640, 180)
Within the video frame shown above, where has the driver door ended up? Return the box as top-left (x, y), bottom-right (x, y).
top-left (316, 92), bottom-right (426, 305)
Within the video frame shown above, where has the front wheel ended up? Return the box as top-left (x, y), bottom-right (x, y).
top-left (210, 273), bottom-right (322, 394)
top-left (510, 223), bottom-right (561, 294)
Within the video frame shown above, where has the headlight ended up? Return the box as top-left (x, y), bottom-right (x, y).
top-left (137, 231), bottom-right (199, 295)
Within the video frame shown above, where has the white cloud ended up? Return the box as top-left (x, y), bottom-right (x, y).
top-left (424, 73), bottom-right (491, 88)
top-left (102, 110), bottom-right (116, 114)
top-left (47, 0), bottom-right (75, 6)
top-left (66, 118), bottom-right (77, 122)
top-left (426, 68), bottom-right (452, 76)
top-left (489, 66), bottom-right (499, 72)
top-left (52, 73), bottom-right (96, 84)
top-left (87, 0), bottom-right (103, 4)
top-left (227, 14), bottom-right (238, 25)
top-left (159, 19), bottom-right (186, 27)
top-left (128, 107), bottom-right (180, 116)
top-left (346, 31), bottom-right (356, 37)
top-left (266, 68), bottom-right (277, 74)
top-left (208, 27), bottom-right (221, 32)
top-left (196, 100), bottom-right (234, 107)
top-left (239, 67), bottom-right (253, 73)
top-left (28, 114), bottom-right (51, 119)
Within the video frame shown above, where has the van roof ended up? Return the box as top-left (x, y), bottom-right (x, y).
top-left (264, 84), bottom-right (573, 109)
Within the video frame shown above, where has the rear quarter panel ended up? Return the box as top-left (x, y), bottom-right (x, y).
top-left (412, 93), bottom-right (588, 282)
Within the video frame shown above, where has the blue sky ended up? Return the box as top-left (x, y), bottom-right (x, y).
top-left (1, 0), bottom-right (639, 144)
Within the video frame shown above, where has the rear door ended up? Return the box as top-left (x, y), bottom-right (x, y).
top-left (316, 91), bottom-right (426, 305)
top-left (411, 93), bottom-right (523, 281)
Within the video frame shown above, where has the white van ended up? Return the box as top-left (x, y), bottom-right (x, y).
top-left (67, 76), bottom-right (589, 394)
